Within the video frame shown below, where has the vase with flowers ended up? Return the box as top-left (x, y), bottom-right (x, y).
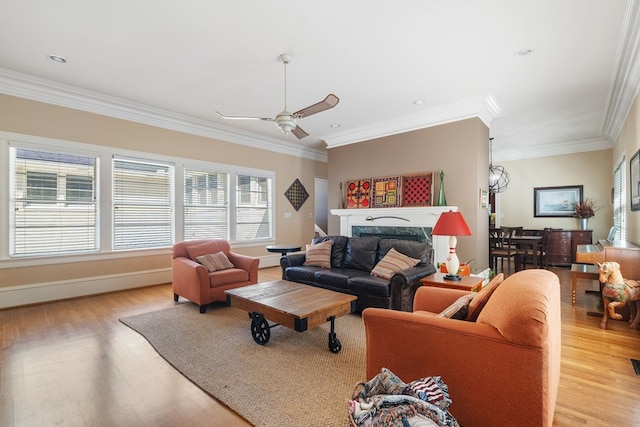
top-left (573, 198), bottom-right (600, 230)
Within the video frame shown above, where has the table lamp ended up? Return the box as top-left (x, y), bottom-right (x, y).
top-left (432, 210), bottom-right (472, 281)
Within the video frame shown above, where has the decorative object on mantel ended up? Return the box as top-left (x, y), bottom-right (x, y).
top-left (284, 178), bottom-right (309, 211)
top-left (346, 179), bottom-right (371, 208)
top-left (437, 170), bottom-right (447, 206)
top-left (573, 197), bottom-right (601, 230)
top-left (371, 176), bottom-right (401, 208)
top-left (339, 182), bottom-right (345, 209)
top-left (401, 172), bottom-right (433, 207)
top-left (489, 137), bottom-right (510, 193)
top-left (432, 210), bottom-right (472, 281)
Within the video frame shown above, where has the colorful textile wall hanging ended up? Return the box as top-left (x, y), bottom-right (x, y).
top-left (284, 178), bottom-right (309, 211)
top-left (345, 180), bottom-right (371, 208)
top-left (401, 172), bottom-right (433, 207)
top-left (372, 176), bottom-right (401, 208)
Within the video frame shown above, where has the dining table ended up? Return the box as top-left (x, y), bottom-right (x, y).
top-left (511, 235), bottom-right (543, 270)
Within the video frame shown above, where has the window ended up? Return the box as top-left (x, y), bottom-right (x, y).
top-left (236, 174), bottom-right (272, 241)
top-left (183, 168), bottom-right (229, 239)
top-left (10, 147), bottom-right (98, 256)
top-left (113, 157), bottom-right (174, 250)
top-left (613, 157), bottom-right (626, 240)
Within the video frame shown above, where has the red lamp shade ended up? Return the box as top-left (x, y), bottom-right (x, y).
top-left (432, 211), bottom-right (472, 236)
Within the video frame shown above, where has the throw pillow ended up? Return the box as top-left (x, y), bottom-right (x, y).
top-left (370, 248), bottom-right (420, 280)
top-left (303, 240), bottom-right (332, 268)
top-left (437, 293), bottom-right (475, 320)
top-left (465, 273), bottom-right (504, 321)
top-left (195, 251), bottom-right (235, 272)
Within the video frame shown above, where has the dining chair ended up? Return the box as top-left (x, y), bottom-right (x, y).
top-left (489, 228), bottom-right (518, 275)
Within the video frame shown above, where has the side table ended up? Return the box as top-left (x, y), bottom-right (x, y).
top-left (266, 244), bottom-right (302, 257)
top-left (420, 273), bottom-right (484, 292)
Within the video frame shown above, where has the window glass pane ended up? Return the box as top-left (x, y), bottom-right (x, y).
top-left (183, 168), bottom-right (229, 240)
top-left (10, 147), bottom-right (98, 256)
top-left (236, 174), bottom-right (272, 240)
top-left (113, 157), bottom-right (174, 249)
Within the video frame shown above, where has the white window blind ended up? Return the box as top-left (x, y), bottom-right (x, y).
top-left (113, 157), bottom-right (174, 250)
top-left (613, 157), bottom-right (626, 240)
top-left (236, 174), bottom-right (272, 241)
top-left (183, 168), bottom-right (229, 240)
top-left (10, 147), bottom-right (98, 256)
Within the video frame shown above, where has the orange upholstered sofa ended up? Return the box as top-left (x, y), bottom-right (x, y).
top-left (363, 269), bottom-right (561, 427)
top-left (172, 239), bottom-right (259, 313)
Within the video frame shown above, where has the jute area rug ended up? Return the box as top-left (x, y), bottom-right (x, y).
top-left (120, 303), bottom-right (366, 426)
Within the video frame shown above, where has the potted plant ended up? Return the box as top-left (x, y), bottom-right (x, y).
top-left (573, 198), bottom-right (600, 230)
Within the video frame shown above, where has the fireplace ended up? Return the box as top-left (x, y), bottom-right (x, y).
top-left (330, 207), bottom-right (456, 265)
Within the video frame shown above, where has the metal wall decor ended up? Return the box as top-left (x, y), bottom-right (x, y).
top-left (284, 178), bottom-right (309, 211)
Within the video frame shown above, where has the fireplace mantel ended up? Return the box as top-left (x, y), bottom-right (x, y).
top-left (330, 206), bottom-right (457, 265)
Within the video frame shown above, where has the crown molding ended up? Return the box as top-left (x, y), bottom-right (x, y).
top-left (0, 68), bottom-right (328, 163)
top-left (494, 137), bottom-right (612, 162)
top-left (323, 95), bottom-right (501, 149)
top-left (602, 0), bottom-right (640, 142)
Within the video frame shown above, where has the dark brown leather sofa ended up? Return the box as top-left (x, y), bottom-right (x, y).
top-left (280, 235), bottom-right (436, 312)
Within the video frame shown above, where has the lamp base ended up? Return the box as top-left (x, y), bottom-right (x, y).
top-left (443, 274), bottom-right (462, 281)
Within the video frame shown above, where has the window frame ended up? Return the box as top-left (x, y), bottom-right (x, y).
top-left (2, 132), bottom-right (275, 263)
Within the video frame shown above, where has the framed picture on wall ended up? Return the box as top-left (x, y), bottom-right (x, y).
top-left (534, 185), bottom-right (583, 217)
top-left (631, 149), bottom-right (640, 211)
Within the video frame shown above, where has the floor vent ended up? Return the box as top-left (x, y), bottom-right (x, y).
top-left (632, 359), bottom-right (640, 376)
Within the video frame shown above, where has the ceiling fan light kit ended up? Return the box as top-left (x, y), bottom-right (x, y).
top-left (215, 54), bottom-right (339, 140)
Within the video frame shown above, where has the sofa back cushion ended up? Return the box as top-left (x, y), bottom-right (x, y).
top-left (377, 239), bottom-right (432, 265)
top-left (175, 239), bottom-right (231, 260)
top-left (476, 269), bottom-right (560, 348)
top-left (312, 235), bottom-right (349, 267)
top-left (343, 237), bottom-right (380, 271)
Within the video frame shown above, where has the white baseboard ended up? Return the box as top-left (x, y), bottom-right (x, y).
top-left (0, 268), bottom-right (172, 309)
top-left (1, 255), bottom-right (283, 309)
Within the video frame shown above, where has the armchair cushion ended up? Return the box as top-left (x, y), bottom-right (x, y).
top-left (196, 251), bottom-right (234, 272)
top-left (371, 248), bottom-right (420, 280)
top-left (185, 240), bottom-right (230, 260)
top-left (438, 293), bottom-right (474, 319)
top-left (303, 240), bottom-right (332, 268)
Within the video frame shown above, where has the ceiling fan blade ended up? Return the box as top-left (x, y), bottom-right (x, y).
top-left (293, 94), bottom-right (340, 118)
top-left (215, 111), bottom-right (274, 122)
top-left (291, 125), bottom-right (309, 139)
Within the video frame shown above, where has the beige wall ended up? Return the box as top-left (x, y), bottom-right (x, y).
top-left (0, 94), bottom-right (325, 288)
top-left (613, 91), bottom-right (640, 245)
top-left (327, 118), bottom-right (490, 270)
top-left (498, 150), bottom-right (613, 241)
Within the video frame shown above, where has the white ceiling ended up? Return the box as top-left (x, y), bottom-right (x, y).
top-left (1, 0), bottom-right (639, 162)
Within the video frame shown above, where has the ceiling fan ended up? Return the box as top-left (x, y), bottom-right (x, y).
top-left (215, 54), bottom-right (339, 139)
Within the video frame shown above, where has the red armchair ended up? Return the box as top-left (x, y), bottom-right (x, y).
top-left (172, 239), bottom-right (259, 313)
top-left (362, 269), bottom-right (561, 427)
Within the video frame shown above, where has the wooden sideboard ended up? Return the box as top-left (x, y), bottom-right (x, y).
top-left (521, 229), bottom-right (592, 266)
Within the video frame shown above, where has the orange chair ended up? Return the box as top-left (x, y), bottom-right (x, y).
top-left (172, 239), bottom-right (259, 313)
top-left (362, 269), bottom-right (561, 427)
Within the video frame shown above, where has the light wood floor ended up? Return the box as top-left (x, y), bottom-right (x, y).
top-left (1, 266), bottom-right (639, 426)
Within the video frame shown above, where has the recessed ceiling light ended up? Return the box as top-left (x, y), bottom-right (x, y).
top-left (515, 49), bottom-right (533, 57)
top-left (330, 123), bottom-right (341, 129)
top-left (48, 54), bottom-right (67, 64)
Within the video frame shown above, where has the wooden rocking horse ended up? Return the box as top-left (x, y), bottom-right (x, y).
top-left (597, 261), bottom-right (640, 329)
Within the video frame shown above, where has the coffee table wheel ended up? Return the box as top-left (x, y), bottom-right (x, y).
top-left (328, 332), bottom-right (342, 353)
top-left (250, 312), bottom-right (270, 345)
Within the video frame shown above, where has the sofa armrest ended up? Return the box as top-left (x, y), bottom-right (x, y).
top-left (281, 253), bottom-right (305, 268)
top-left (363, 307), bottom-right (550, 427)
top-left (227, 252), bottom-right (260, 283)
top-left (389, 263), bottom-right (437, 311)
top-left (412, 286), bottom-right (471, 313)
top-left (172, 256), bottom-right (210, 303)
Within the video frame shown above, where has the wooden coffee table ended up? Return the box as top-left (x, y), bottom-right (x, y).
top-left (225, 280), bottom-right (357, 353)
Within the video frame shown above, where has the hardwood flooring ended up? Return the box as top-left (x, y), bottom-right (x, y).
top-left (1, 266), bottom-right (638, 426)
